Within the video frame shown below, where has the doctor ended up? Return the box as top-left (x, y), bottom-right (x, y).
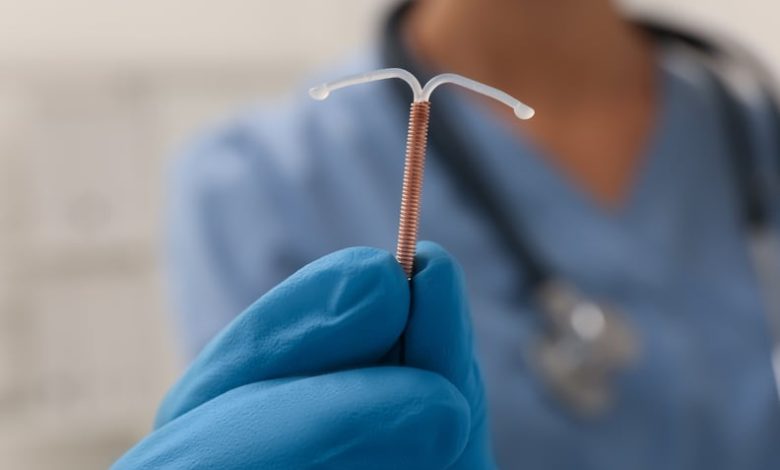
top-left (118, 0), bottom-right (780, 468)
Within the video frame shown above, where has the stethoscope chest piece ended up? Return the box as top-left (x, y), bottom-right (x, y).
top-left (533, 280), bottom-right (639, 416)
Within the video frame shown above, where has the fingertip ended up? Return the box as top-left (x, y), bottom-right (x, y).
top-left (410, 371), bottom-right (472, 466)
top-left (413, 241), bottom-right (451, 272)
top-left (338, 368), bottom-right (472, 467)
top-left (412, 241), bottom-right (465, 292)
top-left (405, 241), bottom-right (476, 398)
top-left (150, 369), bottom-right (472, 469)
top-left (276, 246), bottom-right (409, 328)
top-left (315, 246), bottom-right (410, 324)
top-left (311, 246), bottom-right (408, 293)
top-left (307, 246), bottom-right (401, 277)
top-left (414, 241), bottom-right (462, 282)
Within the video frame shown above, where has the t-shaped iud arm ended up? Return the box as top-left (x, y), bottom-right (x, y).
top-left (310, 68), bottom-right (535, 277)
top-left (310, 68), bottom-right (535, 118)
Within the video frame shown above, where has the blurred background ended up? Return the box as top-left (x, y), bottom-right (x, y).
top-left (0, 1), bottom-right (777, 468)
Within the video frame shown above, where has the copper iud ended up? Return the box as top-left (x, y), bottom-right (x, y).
top-left (310, 69), bottom-right (534, 278)
top-left (395, 100), bottom-right (430, 276)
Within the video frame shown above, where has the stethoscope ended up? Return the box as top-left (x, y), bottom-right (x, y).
top-left (379, 2), bottom-right (780, 415)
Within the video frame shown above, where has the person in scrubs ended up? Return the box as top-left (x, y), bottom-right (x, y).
top-left (159, 0), bottom-right (780, 468)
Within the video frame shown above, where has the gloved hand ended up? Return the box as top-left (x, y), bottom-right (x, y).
top-left (112, 242), bottom-right (495, 469)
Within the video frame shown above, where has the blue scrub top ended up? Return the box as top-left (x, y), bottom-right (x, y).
top-left (167, 42), bottom-right (780, 469)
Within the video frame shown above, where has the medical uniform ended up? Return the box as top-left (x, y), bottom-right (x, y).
top-left (167, 6), bottom-right (780, 469)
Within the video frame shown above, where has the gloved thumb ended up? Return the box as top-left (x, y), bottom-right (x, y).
top-left (403, 241), bottom-right (495, 468)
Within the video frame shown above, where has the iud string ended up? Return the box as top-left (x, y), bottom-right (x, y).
top-left (310, 68), bottom-right (534, 278)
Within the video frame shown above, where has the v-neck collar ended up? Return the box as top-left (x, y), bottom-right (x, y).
top-left (433, 55), bottom-right (705, 295)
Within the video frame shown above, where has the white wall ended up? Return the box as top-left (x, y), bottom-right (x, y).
top-left (0, 1), bottom-right (777, 469)
top-left (623, 0), bottom-right (780, 74)
top-left (0, 1), bottom-right (390, 66)
top-left (0, 1), bottom-right (776, 69)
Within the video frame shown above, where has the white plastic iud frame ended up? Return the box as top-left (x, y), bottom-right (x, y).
top-left (309, 68), bottom-right (535, 120)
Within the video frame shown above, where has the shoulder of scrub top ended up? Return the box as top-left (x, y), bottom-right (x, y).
top-left (663, 45), bottom-right (780, 178)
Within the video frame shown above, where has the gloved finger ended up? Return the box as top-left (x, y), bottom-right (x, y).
top-left (114, 367), bottom-right (470, 470)
top-left (405, 242), bottom-right (480, 405)
top-left (404, 241), bottom-right (494, 467)
top-left (156, 247), bottom-right (409, 428)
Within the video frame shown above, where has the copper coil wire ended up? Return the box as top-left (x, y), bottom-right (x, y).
top-left (396, 100), bottom-right (431, 278)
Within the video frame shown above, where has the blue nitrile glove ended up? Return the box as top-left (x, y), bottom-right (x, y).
top-left (112, 242), bottom-right (494, 469)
